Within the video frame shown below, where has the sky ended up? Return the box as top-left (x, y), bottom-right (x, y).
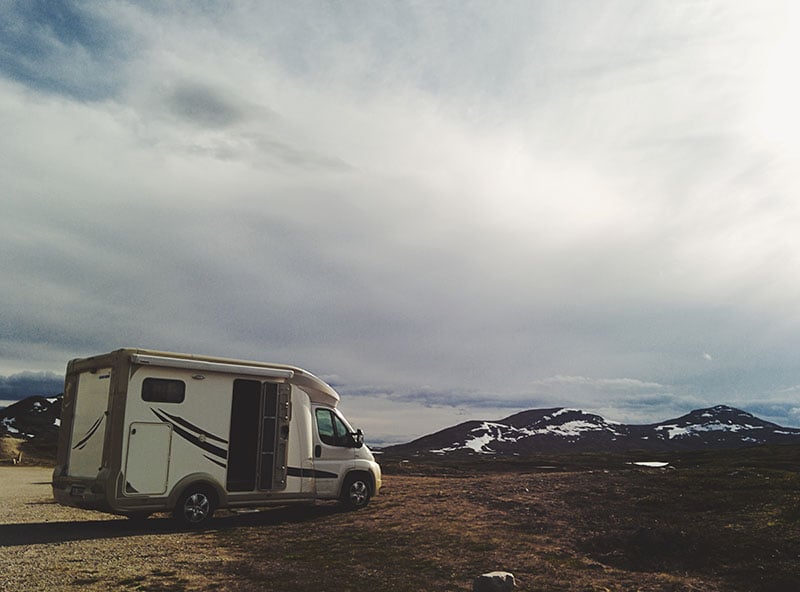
top-left (2, 1), bottom-right (800, 445)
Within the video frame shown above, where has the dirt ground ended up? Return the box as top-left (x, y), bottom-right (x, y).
top-left (2, 459), bottom-right (799, 591)
top-left (0, 467), bottom-right (238, 591)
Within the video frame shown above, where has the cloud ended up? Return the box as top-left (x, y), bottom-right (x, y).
top-left (530, 376), bottom-right (667, 392)
top-left (3, 2), bottom-right (800, 441)
top-left (166, 80), bottom-right (250, 129)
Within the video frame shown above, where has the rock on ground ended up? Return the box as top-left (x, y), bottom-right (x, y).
top-left (473, 571), bottom-right (515, 592)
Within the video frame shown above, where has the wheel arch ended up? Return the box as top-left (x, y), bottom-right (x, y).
top-left (340, 469), bottom-right (374, 496)
top-left (167, 473), bottom-right (226, 510)
top-left (339, 469), bottom-right (376, 511)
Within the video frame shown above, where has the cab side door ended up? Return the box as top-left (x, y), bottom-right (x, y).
top-left (312, 407), bottom-right (355, 499)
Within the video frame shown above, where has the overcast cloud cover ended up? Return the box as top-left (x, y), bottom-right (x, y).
top-left (2, 1), bottom-right (800, 444)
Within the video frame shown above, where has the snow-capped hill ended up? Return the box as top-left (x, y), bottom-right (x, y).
top-left (394, 407), bottom-right (632, 455)
top-left (661, 405), bottom-right (774, 430)
top-left (0, 395), bottom-right (62, 463)
top-left (0, 395), bottom-right (61, 439)
top-left (645, 405), bottom-right (797, 449)
top-left (384, 405), bottom-right (800, 456)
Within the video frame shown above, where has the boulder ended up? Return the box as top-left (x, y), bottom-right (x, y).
top-left (473, 571), bottom-right (515, 592)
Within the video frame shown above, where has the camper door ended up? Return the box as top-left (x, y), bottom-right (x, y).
top-left (226, 380), bottom-right (291, 492)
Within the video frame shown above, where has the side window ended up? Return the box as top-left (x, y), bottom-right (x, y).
top-left (142, 378), bottom-right (185, 403)
top-left (316, 408), bottom-right (337, 446)
top-left (332, 414), bottom-right (350, 442)
top-left (316, 408), bottom-right (353, 447)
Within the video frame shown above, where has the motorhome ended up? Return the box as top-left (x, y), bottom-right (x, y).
top-left (52, 348), bottom-right (381, 526)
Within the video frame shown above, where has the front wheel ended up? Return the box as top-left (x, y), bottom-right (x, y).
top-left (173, 486), bottom-right (215, 528)
top-left (341, 473), bottom-right (371, 510)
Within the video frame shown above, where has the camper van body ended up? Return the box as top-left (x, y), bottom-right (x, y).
top-left (52, 349), bottom-right (381, 525)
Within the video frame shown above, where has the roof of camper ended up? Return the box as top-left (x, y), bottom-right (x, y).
top-left (81, 348), bottom-right (341, 406)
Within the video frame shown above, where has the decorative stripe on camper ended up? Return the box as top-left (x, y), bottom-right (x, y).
top-left (72, 415), bottom-right (105, 450)
top-left (150, 408), bottom-right (229, 466)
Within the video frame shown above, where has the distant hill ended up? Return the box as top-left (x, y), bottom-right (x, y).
top-left (383, 405), bottom-right (800, 456)
top-left (0, 395), bottom-right (62, 464)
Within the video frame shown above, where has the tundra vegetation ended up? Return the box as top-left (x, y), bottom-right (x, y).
top-left (1, 440), bottom-right (799, 591)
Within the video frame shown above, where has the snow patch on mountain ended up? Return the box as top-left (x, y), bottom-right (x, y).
top-left (2, 417), bottom-right (20, 434)
top-left (528, 419), bottom-right (622, 438)
top-left (656, 421), bottom-right (765, 439)
top-left (433, 422), bottom-right (511, 454)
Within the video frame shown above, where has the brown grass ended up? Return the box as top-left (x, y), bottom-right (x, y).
top-left (206, 451), bottom-right (800, 591)
top-left (0, 435), bottom-right (24, 461)
top-left (1, 434), bottom-right (58, 465)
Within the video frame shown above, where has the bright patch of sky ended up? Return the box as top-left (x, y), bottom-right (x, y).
top-left (2, 1), bottom-right (800, 443)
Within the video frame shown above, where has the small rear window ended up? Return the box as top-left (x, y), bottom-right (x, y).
top-left (142, 378), bottom-right (185, 403)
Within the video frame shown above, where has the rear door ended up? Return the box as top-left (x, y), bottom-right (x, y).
top-left (68, 369), bottom-right (112, 478)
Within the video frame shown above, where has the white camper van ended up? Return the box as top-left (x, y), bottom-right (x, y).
top-left (52, 348), bottom-right (381, 526)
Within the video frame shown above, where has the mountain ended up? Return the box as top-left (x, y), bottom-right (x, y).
top-left (383, 405), bottom-right (800, 455)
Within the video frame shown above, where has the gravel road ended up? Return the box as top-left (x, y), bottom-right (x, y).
top-left (0, 467), bottom-right (238, 591)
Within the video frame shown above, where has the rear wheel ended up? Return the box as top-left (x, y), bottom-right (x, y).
top-left (341, 473), bottom-right (371, 510)
top-left (173, 486), bottom-right (215, 528)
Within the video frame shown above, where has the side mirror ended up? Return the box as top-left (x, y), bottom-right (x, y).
top-left (351, 429), bottom-right (364, 448)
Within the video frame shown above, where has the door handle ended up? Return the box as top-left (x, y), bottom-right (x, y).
top-left (314, 445), bottom-right (321, 458)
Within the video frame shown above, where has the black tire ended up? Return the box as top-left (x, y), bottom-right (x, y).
top-left (340, 473), bottom-right (371, 510)
top-left (173, 486), bottom-right (215, 528)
